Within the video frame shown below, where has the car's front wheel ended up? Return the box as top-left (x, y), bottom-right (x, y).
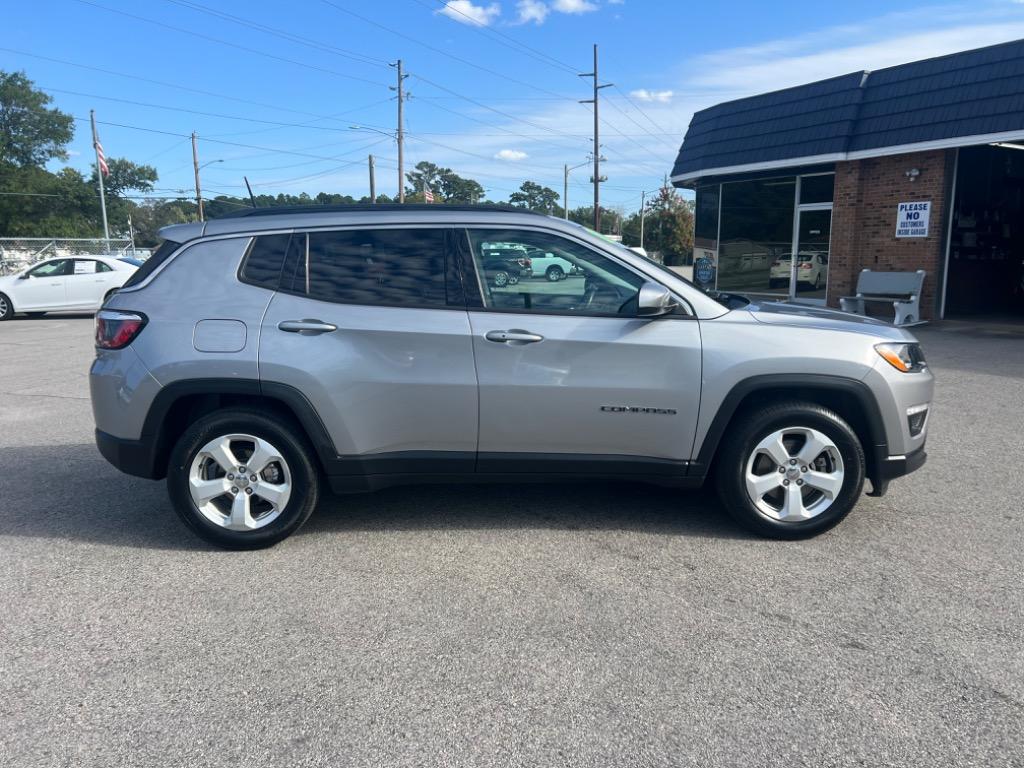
top-left (167, 409), bottom-right (320, 549)
top-left (715, 401), bottom-right (865, 538)
top-left (0, 293), bottom-right (12, 321)
top-left (546, 265), bottom-right (564, 282)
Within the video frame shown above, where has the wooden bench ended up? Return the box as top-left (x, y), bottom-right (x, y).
top-left (840, 269), bottom-right (926, 326)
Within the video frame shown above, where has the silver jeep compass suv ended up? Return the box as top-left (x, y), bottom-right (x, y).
top-left (90, 205), bottom-right (932, 549)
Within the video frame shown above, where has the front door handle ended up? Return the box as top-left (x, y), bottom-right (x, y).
top-left (278, 319), bottom-right (337, 335)
top-left (485, 329), bottom-right (543, 344)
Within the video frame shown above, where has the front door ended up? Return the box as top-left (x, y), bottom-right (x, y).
top-left (461, 227), bottom-right (702, 472)
top-left (17, 258), bottom-right (72, 310)
top-left (790, 208), bottom-right (831, 304)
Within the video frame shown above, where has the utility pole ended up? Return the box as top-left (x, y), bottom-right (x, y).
top-left (563, 164), bottom-right (569, 220)
top-left (368, 154), bottom-right (376, 203)
top-left (89, 110), bottom-right (110, 251)
top-left (390, 59), bottom-right (408, 203)
top-left (639, 190), bottom-right (646, 250)
top-left (191, 132), bottom-right (204, 222)
top-left (579, 44), bottom-right (612, 232)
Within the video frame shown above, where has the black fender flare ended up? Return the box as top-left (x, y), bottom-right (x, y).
top-left (689, 373), bottom-right (889, 481)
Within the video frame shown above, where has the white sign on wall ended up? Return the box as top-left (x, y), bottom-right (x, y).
top-left (895, 201), bottom-right (931, 238)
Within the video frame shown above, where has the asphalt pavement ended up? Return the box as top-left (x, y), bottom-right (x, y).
top-left (0, 314), bottom-right (1021, 767)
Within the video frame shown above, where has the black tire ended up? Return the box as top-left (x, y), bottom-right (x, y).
top-left (167, 408), bottom-right (320, 549)
top-left (546, 265), bottom-right (564, 282)
top-left (0, 293), bottom-right (12, 321)
top-left (492, 270), bottom-right (509, 288)
top-left (714, 400), bottom-right (865, 539)
top-left (508, 273), bottom-right (520, 285)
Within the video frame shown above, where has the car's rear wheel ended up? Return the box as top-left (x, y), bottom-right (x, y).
top-left (0, 293), bottom-right (12, 321)
top-left (492, 270), bottom-right (509, 288)
top-left (715, 401), bottom-right (865, 538)
top-left (167, 409), bottom-right (320, 549)
top-left (546, 265), bottom-right (564, 282)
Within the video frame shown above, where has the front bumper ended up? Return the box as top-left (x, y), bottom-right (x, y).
top-left (867, 443), bottom-right (927, 496)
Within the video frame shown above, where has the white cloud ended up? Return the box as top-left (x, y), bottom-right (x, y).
top-left (516, 0), bottom-right (549, 24)
top-left (630, 89), bottom-right (673, 103)
top-left (552, 0), bottom-right (597, 12)
top-left (607, 0), bottom-right (625, 4)
top-left (438, 0), bottom-right (501, 26)
top-left (494, 149), bottom-right (529, 160)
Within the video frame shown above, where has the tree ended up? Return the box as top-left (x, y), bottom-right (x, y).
top-left (622, 186), bottom-right (694, 264)
top-left (509, 180), bottom-right (560, 214)
top-left (0, 71), bottom-right (74, 168)
top-left (567, 205), bottom-right (623, 235)
top-left (405, 161), bottom-right (485, 203)
top-left (91, 158), bottom-right (157, 198)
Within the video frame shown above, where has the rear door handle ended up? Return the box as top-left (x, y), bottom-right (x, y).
top-left (485, 329), bottom-right (543, 344)
top-left (278, 319), bottom-right (337, 335)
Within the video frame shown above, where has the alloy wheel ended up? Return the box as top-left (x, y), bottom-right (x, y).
top-left (188, 433), bottom-right (292, 531)
top-left (743, 426), bottom-right (844, 522)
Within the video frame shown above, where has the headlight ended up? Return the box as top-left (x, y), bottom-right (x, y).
top-left (875, 342), bottom-right (927, 373)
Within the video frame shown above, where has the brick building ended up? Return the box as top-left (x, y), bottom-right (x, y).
top-left (672, 40), bottom-right (1024, 320)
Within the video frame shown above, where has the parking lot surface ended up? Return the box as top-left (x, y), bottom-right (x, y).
top-left (1, 315), bottom-right (1021, 767)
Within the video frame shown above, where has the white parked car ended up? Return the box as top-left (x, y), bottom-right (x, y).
top-left (525, 249), bottom-right (580, 281)
top-left (769, 252), bottom-right (828, 290)
top-left (0, 255), bottom-right (139, 320)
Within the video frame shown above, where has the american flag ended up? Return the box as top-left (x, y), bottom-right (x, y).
top-left (424, 185), bottom-right (434, 203)
top-left (94, 136), bottom-right (110, 177)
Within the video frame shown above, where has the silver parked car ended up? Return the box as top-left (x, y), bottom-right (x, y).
top-left (90, 205), bottom-right (932, 549)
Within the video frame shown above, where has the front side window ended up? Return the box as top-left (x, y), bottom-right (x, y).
top-left (28, 259), bottom-right (72, 278)
top-left (283, 228), bottom-right (448, 308)
top-left (466, 229), bottom-right (645, 316)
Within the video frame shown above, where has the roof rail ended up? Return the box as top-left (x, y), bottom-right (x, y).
top-left (217, 203), bottom-right (545, 219)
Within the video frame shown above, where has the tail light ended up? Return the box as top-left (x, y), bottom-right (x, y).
top-left (800, 262), bottom-right (812, 269)
top-left (95, 310), bottom-right (147, 350)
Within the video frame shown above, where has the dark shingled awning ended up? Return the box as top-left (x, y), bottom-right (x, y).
top-left (672, 39), bottom-right (1024, 185)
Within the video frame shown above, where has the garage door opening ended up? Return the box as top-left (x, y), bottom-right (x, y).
top-left (945, 145), bottom-right (1024, 317)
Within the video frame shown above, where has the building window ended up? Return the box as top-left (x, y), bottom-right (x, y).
top-left (800, 174), bottom-right (835, 205)
top-left (693, 185), bottom-right (720, 287)
top-left (718, 177), bottom-right (796, 296)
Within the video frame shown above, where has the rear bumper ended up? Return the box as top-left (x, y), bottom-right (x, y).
top-left (96, 428), bottom-right (161, 479)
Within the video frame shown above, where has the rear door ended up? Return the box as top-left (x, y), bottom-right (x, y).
top-left (258, 226), bottom-right (478, 472)
top-left (459, 226), bottom-right (703, 473)
top-left (66, 259), bottom-right (117, 308)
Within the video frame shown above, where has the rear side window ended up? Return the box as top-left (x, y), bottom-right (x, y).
top-left (239, 234), bottom-right (291, 289)
top-left (121, 239), bottom-right (181, 288)
top-left (284, 228), bottom-right (448, 308)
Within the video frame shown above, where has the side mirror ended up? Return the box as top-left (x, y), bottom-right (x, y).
top-left (18, 273), bottom-right (30, 280)
top-left (636, 281), bottom-right (677, 317)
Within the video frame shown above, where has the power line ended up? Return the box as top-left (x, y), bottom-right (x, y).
top-left (0, 47), bottom-right (389, 127)
top-left (71, 0), bottom-right (389, 87)
top-left (160, 0), bottom-right (388, 68)
top-left (417, 0), bottom-right (580, 75)
top-left (319, 0), bottom-right (575, 101)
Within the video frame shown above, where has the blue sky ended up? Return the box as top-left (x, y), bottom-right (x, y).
top-left (4, 0), bottom-right (1024, 212)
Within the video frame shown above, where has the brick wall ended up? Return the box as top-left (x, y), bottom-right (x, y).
top-left (828, 149), bottom-right (952, 318)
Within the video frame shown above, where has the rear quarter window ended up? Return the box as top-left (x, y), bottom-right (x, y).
top-left (239, 234), bottom-right (291, 290)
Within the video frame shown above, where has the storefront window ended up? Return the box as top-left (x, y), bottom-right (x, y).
top-left (693, 185), bottom-right (720, 287)
top-left (799, 174), bottom-right (835, 204)
top-left (719, 177), bottom-right (796, 295)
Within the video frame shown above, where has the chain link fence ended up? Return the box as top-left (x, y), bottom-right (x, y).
top-left (0, 238), bottom-right (137, 275)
